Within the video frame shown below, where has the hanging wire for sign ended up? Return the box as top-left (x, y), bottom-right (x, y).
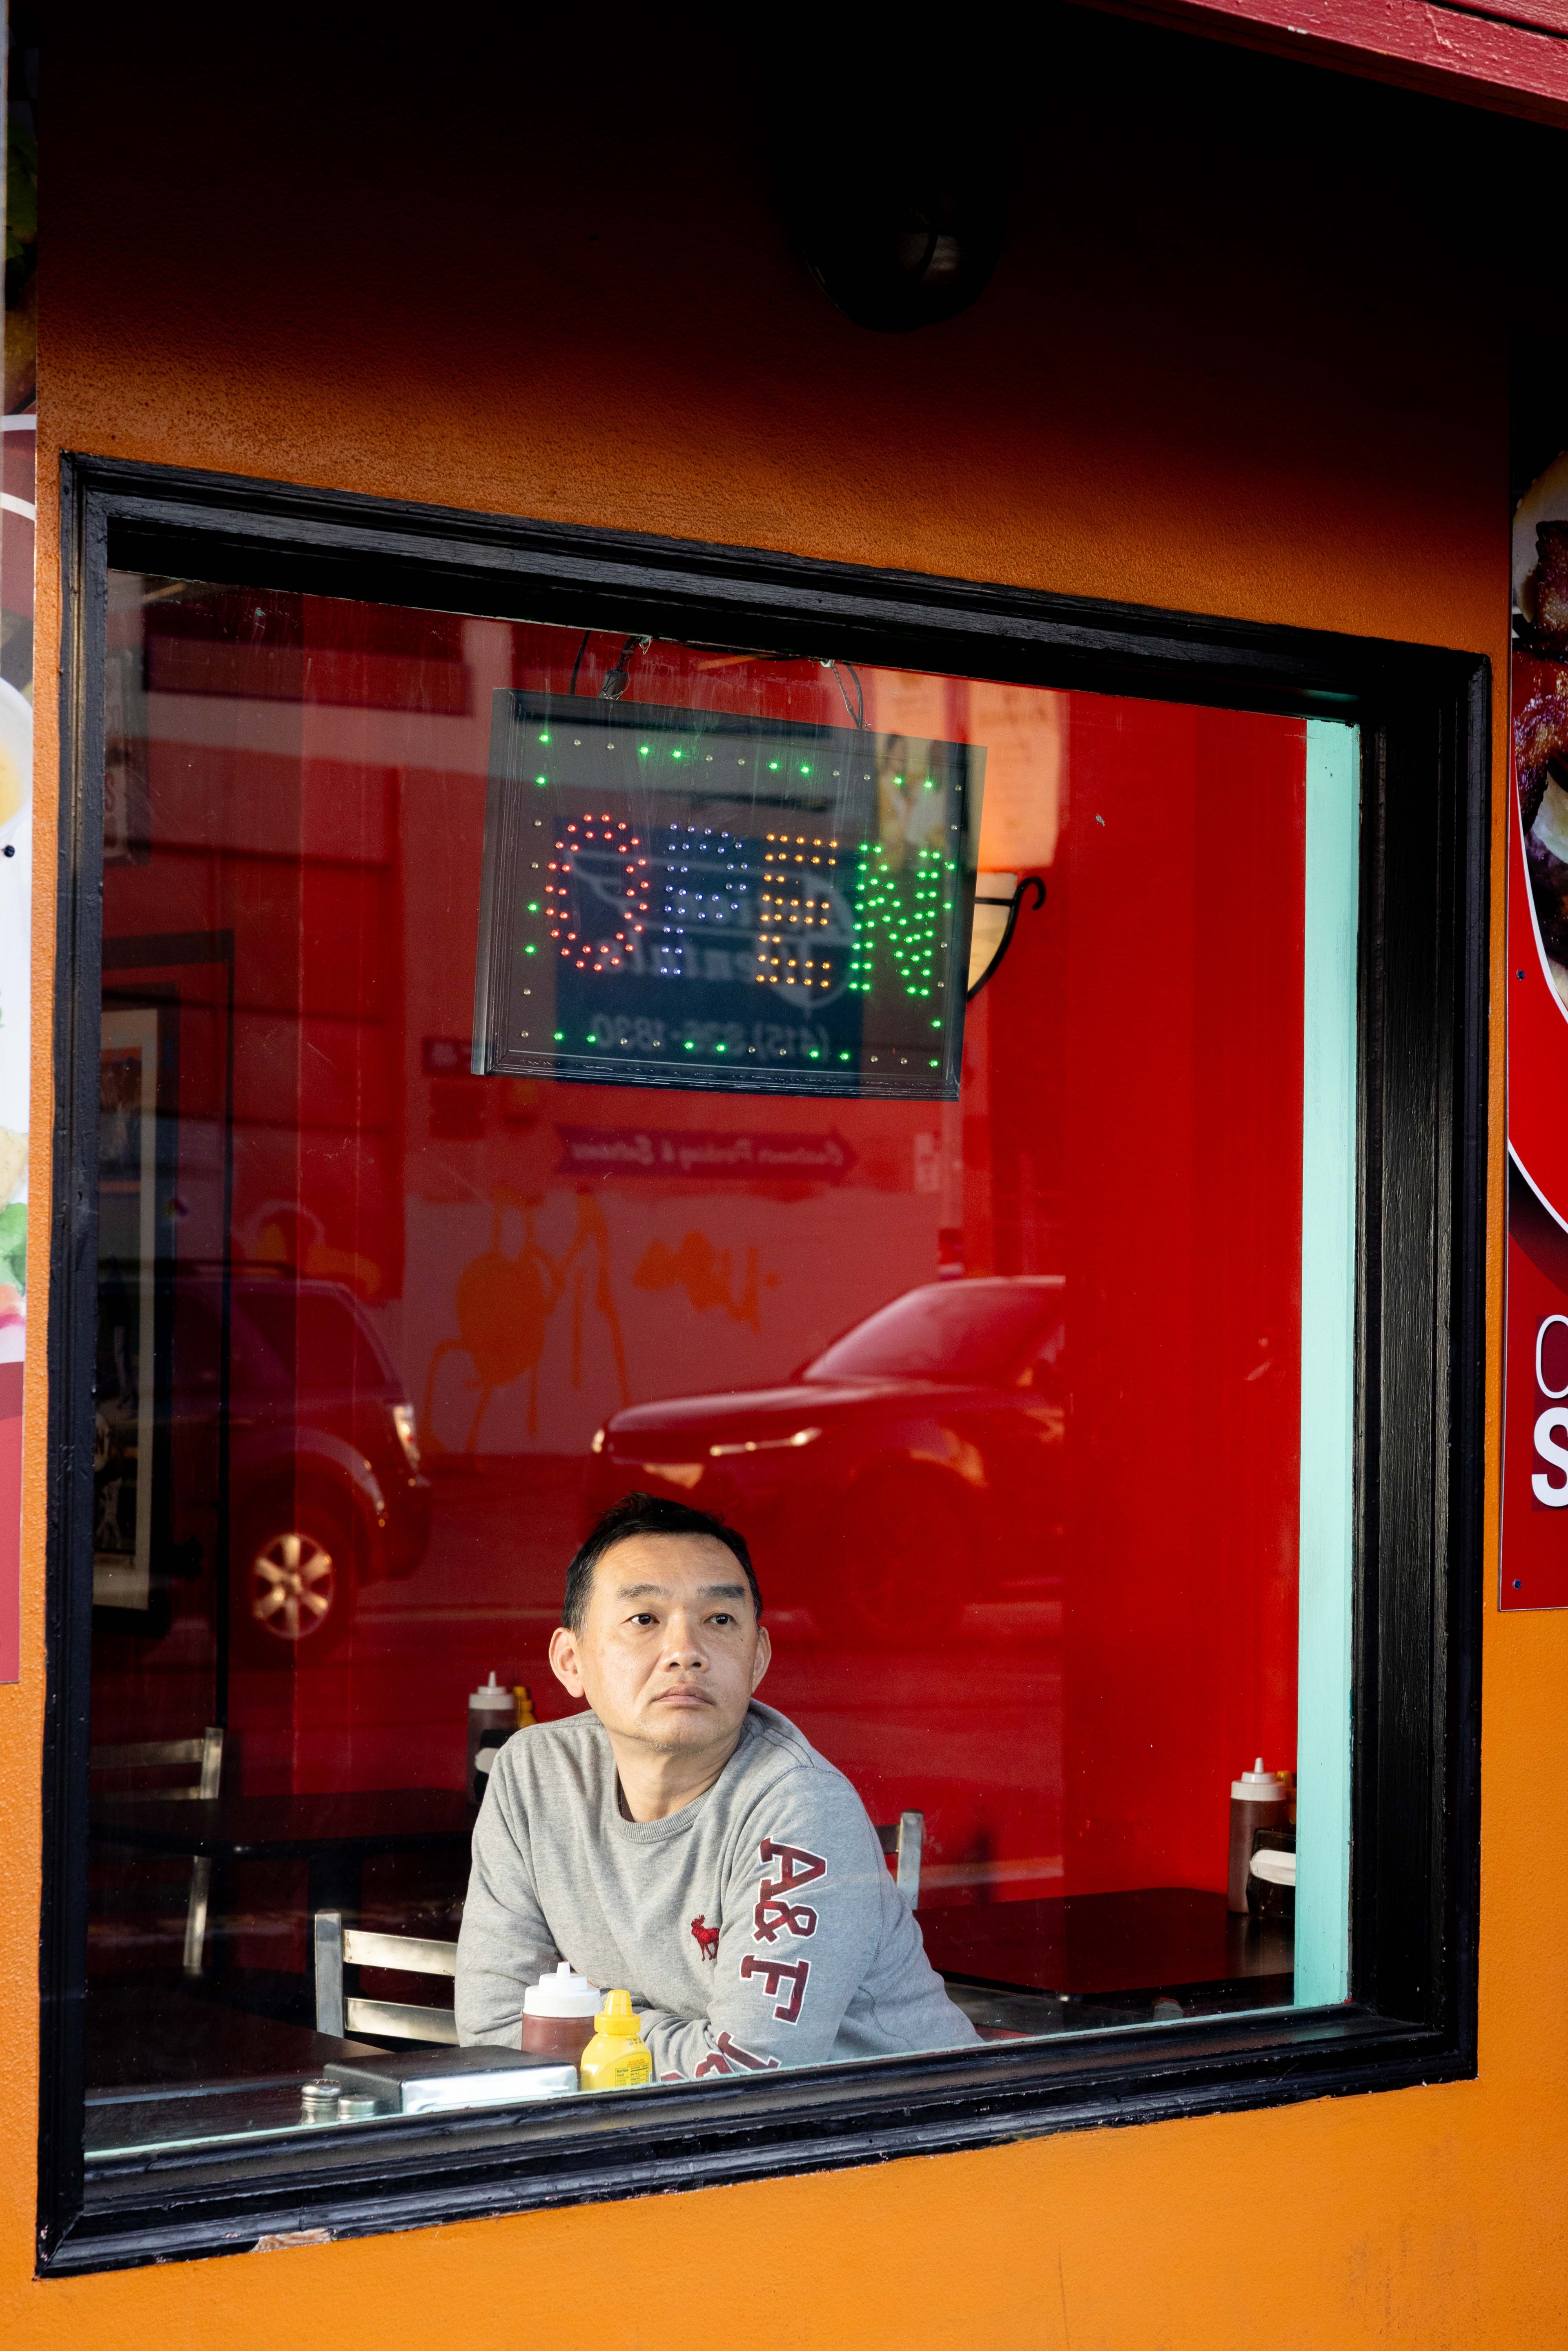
top-left (599, 635), bottom-right (652, 702)
top-left (567, 632), bottom-right (653, 700)
top-left (820, 658), bottom-right (865, 728)
top-left (568, 637), bottom-right (865, 731)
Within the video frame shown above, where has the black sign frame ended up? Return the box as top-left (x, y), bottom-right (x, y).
top-left (472, 692), bottom-right (982, 1101)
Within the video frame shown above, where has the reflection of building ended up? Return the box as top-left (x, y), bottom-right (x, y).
top-left (423, 1190), bottom-right (630, 1452)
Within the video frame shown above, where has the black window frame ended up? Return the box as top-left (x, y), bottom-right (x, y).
top-left (40, 452), bottom-right (1488, 2276)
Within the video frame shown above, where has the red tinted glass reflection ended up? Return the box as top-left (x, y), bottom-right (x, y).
top-left (87, 583), bottom-right (1303, 2099)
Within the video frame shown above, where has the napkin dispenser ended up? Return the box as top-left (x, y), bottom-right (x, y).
top-left (1245, 1826), bottom-right (1297, 1926)
top-left (325, 2043), bottom-right (578, 2115)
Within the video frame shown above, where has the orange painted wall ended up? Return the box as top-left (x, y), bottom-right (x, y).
top-left (2, 7), bottom-right (1552, 2345)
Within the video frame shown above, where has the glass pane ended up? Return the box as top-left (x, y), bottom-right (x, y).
top-left (82, 578), bottom-right (1356, 2159)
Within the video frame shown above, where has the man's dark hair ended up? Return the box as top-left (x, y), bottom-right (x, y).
top-left (563, 1492), bottom-right (762, 1632)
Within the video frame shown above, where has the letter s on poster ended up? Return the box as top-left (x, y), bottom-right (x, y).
top-left (1531, 1407), bottom-right (1568, 1507)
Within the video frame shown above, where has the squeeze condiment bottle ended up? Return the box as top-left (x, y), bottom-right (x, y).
top-left (1227, 1757), bottom-right (1292, 1914)
top-left (577, 1990), bottom-right (653, 2092)
top-left (521, 1962), bottom-right (601, 2063)
top-left (467, 1671), bottom-right (517, 1805)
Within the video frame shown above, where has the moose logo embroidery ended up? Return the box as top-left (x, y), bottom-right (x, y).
top-left (690, 1914), bottom-right (720, 1962)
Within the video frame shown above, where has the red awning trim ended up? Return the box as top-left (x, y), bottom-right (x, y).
top-left (1085, 0), bottom-right (1568, 129)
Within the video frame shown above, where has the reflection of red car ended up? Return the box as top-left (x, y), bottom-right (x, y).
top-left (171, 1273), bottom-right (432, 1662)
top-left (586, 1277), bottom-right (1065, 1635)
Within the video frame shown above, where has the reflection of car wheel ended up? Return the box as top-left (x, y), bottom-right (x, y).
top-left (232, 1492), bottom-right (357, 1664)
top-left (840, 1471), bottom-right (978, 1642)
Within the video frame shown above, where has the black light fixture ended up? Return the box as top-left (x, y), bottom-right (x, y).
top-left (967, 874), bottom-right (1044, 999)
top-left (794, 160), bottom-right (1006, 334)
top-left (776, 53), bottom-right (1007, 336)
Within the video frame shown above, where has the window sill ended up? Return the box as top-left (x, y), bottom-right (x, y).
top-left (49, 2003), bottom-right (1460, 2277)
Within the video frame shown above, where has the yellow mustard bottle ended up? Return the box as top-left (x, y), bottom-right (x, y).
top-left (577, 1989), bottom-right (653, 2092)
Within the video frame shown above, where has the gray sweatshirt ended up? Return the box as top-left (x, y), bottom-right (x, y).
top-left (455, 1699), bottom-right (979, 2077)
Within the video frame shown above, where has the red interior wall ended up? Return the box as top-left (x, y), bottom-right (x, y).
top-left (1056, 700), bottom-right (1303, 1894)
top-left (97, 599), bottom-right (1304, 1912)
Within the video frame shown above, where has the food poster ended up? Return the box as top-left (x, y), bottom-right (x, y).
top-left (0, 19), bottom-right (36, 1683)
top-left (1506, 462), bottom-right (1568, 1605)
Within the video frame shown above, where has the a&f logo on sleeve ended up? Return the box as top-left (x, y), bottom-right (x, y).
top-left (740, 1839), bottom-right (826, 2022)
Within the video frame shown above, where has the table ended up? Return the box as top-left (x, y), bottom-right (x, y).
top-left (916, 1886), bottom-right (1293, 2003)
top-left (85, 1976), bottom-right (380, 2094)
top-left (90, 1787), bottom-right (475, 1918)
top-left (84, 1979), bottom-right (391, 2159)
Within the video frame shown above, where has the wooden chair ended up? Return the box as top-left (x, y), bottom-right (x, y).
top-left (88, 1725), bottom-right (224, 1975)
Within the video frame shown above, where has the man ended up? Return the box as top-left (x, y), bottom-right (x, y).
top-left (455, 1491), bottom-right (978, 2077)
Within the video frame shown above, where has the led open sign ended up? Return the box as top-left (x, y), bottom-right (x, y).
top-left (472, 694), bottom-right (983, 1100)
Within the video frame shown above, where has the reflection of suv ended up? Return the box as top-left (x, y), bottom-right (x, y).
top-left (585, 1277), bottom-right (1064, 1637)
top-left (176, 1273), bottom-right (431, 1662)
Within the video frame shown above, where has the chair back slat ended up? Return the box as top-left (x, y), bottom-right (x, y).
top-left (342, 1928), bottom-right (457, 1977)
top-left (89, 1726), bottom-right (223, 1802)
top-left (345, 1996), bottom-right (459, 2045)
top-left (90, 1737), bottom-right (207, 1772)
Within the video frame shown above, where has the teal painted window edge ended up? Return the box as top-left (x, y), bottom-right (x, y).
top-left (1295, 719), bottom-right (1359, 2006)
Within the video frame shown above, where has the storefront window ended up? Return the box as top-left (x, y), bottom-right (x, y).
top-left (76, 572), bottom-right (1359, 2162)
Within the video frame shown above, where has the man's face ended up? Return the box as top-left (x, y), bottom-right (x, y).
top-left (548, 1532), bottom-right (771, 1757)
